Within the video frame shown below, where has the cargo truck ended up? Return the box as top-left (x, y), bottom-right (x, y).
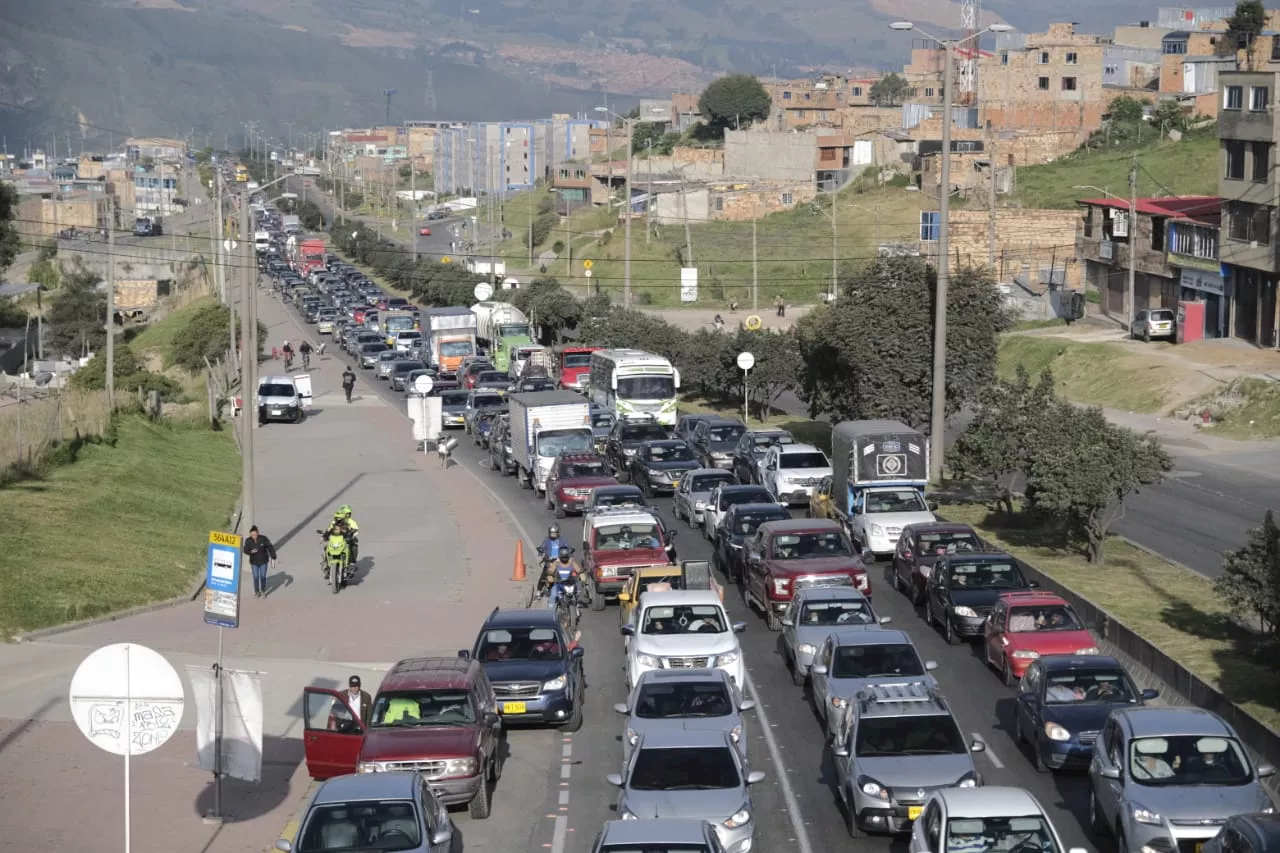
top-left (472, 301), bottom-right (532, 372)
top-left (424, 307), bottom-right (478, 377)
top-left (507, 390), bottom-right (594, 495)
top-left (830, 420), bottom-right (937, 559)
top-left (297, 238), bottom-right (326, 275)
top-left (380, 309), bottom-right (420, 344)
top-left (555, 346), bottom-right (600, 391)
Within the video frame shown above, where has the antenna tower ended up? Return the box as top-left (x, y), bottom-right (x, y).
top-left (383, 88), bottom-right (397, 125)
top-left (424, 71), bottom-right (437, 116)
top-left (958, 0), bottom-right (980, 105)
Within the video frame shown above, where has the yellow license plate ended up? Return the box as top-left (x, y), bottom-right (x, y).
top-left (908, 806), bottom-right (923, 821)
top-left (1195, 845), bottom-right (1204, 853)
top-left (671, 480), bottom-right (680, 488)
top-left (501, 701), bottom-right (526, 714)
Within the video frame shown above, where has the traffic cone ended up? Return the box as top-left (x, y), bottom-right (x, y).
top-left (512, 540), bottom-right (527, 582)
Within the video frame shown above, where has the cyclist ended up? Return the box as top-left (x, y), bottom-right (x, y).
top-left (299, 340), bottom-right (313, 369)
top-left (281, 340), bottom-right (295, 371)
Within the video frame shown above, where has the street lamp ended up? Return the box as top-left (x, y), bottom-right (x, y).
top-left (594, 106), bottom-right (664, 308)
top-left (889, 19), bottom-right (1012, 484)
top-left (1074, 184), bottom-right (1136, 330)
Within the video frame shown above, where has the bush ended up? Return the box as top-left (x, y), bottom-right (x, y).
top-left (70, 346), bottom-right (182, 398)
top-left (530, 212), bottom-right (559, 247)
top-left (169, 302), bottom-right (267, 372)
top-left (551, 240), bottom-right (565, 255)
top-left (536, 196), bottom-right (555, 215)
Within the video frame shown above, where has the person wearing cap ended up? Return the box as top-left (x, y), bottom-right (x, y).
top-left (345, 675), bottom-right (372, 723)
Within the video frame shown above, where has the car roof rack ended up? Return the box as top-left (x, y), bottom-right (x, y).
top-left (857, 681), bottom-right (936, 706)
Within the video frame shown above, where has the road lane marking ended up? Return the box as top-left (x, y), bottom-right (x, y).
top-left (744, 669), bottom-right (815, 853)
top-left (551, 815), bottom-right (569, 853)
top-left (560, 763), bottom-right (571, 779)
top-left (559, 790), bottom-right (570, 805)
top-left (972, 733), bottom-right (1004, 769)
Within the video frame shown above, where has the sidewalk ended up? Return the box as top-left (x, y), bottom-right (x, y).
top-left (0, 289), bottom-right (536, 851)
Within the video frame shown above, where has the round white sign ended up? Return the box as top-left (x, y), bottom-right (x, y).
top-left (474, 282), bottom-right (494, 301)
top-left (222, 239), bottom-right (238, 252)
top-left (736, 351), bottom-right (756, 371)
top-left (584, 270), bottom-right (593, 278)
top-left (413, 374), bottom-right (435, 394)
top-left (69, 643), bottom-right (185, 757)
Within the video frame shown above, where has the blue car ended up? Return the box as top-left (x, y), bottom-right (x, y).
top-left (1013, 654), bottom-right (1158, 772)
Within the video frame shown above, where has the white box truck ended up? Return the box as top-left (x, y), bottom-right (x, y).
top-left (830, 420), bottom-right (937, 559)
top-left (507, 390), bottom-right (594, 495)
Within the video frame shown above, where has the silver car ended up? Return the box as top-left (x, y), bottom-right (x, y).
top-left (673, 469), bottom-right (738, 528)
top-left (375, 350), bottom-right (405, 379)
top-left (613, 668), bottom-right (754, 766)
top-left (389, 361), bottom-right (425, 391)
top-left (780, 588), bottom-right (890, 686)
top-left (607, 730), bottom-right (764, 853)
top-left (440, 389), bottom-right (469, 429)
top-left (358, 342), bottom-right (391, 368)
top-left (591, 819), bottom-right (722, 853)
top-left (1089, 707), bottom-right (1276, 853)
top-left (810, 628), bottom-right (938, 736)
top-left (275, 770), bottom-right (454, 853)
top-left (402, 369), bottom-right (437, 396)
top-left (830, 681), bottom-right (984, 836)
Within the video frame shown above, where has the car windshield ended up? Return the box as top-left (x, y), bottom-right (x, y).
top-left (622, 424), bottom-right (669, 442)
top-left (393, 363), bottom-right (419, 374)
top-left (709, 425), bottom-right (745, 442)
top-left (601, 847), bottom-right (711, 853)
top-left (1150, 309), bottom-right (1175, 321)
top-left (732, 509), bottom-right (789, 536)
top-left (690, 473), bottom-right (736, 492)
top-left (440, 340), bottom-right (474, 357)
top-left (259, 384), bottom-right (295, 397)
top-left (361, 344), bottom-right (389, 354)
top-left (369, 689), bottom-right (476, 728)
top-left (594, 490), bottom-right (644, 508)
top-left (1128, 735), bottom-right (1253, 786)
top-left (398, 332), bottom-right (422, 341)
top-left (645, 444), bottom-right (696, 463)
top-left (472, 395), bottom-right (504, 409)
top-left (780, 452), bottom-right (829, 469)
top-left (596, 523), bottom-right (662, 551)
top-left (855, 714), bottom-right (967, 757)
top-left (720, 488), bottom-right (772, 509)
top-left (916, 530), bottom-right (980, 555)
top-left (478, 626), bottom-right (565, 661)
top-left (440, 391), bottom-right (469, 406)
top-left (297, 800), bottom-right (421, 853)
top-left (800, 600), bottom-right (875, 626)
top-left (379, 351), bottom-right (401, 362)
top-left (946, 816), bottom-right (1060, 853)
top-left (635, 682), bottom-right (733, 719)
top-left (617, 375), bottom-right (676, 401)
top-left (629, 746), bottom-right (740, 790)
top-left (536, 430), bottom-right (594, 457)
top-left (865, 490), bottom-right (928, 513)
top-left (1009, 605), bottom-right (1081, 632)
top-left (562, 460), bottom-right (610, 478)
top-left (948, 562), bottom-right (1025, 590)
top-left (641, 605), bottom-right (728, 635)
top-left (772, 531), bottom-right (852, 559)
top-left (562, 353), bottom-right (592, 367)
top-left (477, 371), bottom-right (506, 382)
top-left (831, 643), bottom-right (925, 679)
top-left (1043, 670), bottom-right (1135, 705)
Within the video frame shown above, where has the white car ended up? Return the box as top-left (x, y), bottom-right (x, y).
top-left (701, 483), bottom-right (776, 542)
top-left (909, 787), bottom-right (1084, 853)
top-left (761, 443), bottom-right (833, 506)
top-left (622, 590), bottom-right (746, 689)
top-left (393, 330), bottom-right (423, 352)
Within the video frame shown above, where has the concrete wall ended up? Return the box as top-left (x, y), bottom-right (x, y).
top-left (709, 183), bottom-right (818, 221)
top-left (724, 130), bottom-right (817, 182)
top-left (948, 208), bottom-right (1083, 289)
top-left (14, 196), bottom-right (102, 239)
top-left (653, 188), bottom-right (712, 223)
top-left (635, 147), bottom-right (725, 179)
top-left (61, 238), bottom-right (198, 282)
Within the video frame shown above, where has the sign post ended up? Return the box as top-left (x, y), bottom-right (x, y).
top-left (202, 530), bottom-right (242, 821)
top-left (736, 351), bottom-right (755, 423)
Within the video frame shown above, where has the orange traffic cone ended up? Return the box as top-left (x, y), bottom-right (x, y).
top-left (512, 540), bottom-right (527, 582)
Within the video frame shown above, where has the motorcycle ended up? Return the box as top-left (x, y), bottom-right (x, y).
top-left (317, 529), bottom-right (353, 593)
top-left (535, 545), bottom-right (583, 630)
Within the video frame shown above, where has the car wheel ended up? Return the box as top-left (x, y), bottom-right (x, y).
top-left (790, 657), bottom-right (806, 686)
top-left (1014, 710), bottom-right (1025, 743)
top-left (925, 597), bottom-right (936, 626)
top-left (892, 565), bottom-right (904, 593)
top-left (1003, 655), bottom-right (1018, 687)
top-left (640, 477), bottom-right (651, 498)
top-left (554, 502), bottom-right (567, 519)
top-left (845, 802), bottom-right (866, 838)
top-left (562, 698), bottom-right (584, 732)
top-left (944, 614), bottom-right (959, 645)
top-left (589, 580), bottom-right (606, 611)
top-left (765, 606), bottom-right (780, 632)
top-left (1033, 736), bottom-right (1049, 773)
top-left (468, 777), bottom-right (492, 820)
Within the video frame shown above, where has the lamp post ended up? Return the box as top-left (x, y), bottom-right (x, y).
top-left (595, 106), bottom-right (665, 309)
top-left (889, 20), bottom-right (1012, 484)
top-left (1074, 181), bottom-right (1138, 330)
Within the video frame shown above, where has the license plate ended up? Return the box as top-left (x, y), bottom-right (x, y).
top-left (670, 480), bottom-right (680, 488)
top-left (1195, 845), bottom-right (1204, 853)
top-left (501, 701), bottom-right (526, 715)
top-left (270, 409), bottom-right (282, 415)
top-left (908, 806), bottom-right (923, 821)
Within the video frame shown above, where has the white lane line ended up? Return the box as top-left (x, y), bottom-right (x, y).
top-left (972, 733), bottom-right (1005, 769)
top-left (560, 763), bottom-right (571, 780)
top-left (558, 789), bottom-right (570, 806)
top-left (743, 669), bottom-right (815, 853)
top-left (562, 743), bottom-right (573, 758)
top-left (550, 815), bottom-right (569, 853)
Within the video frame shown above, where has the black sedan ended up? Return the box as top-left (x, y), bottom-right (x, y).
top-left (923, 551), bottom-right (1034, 644)
top-left (628, 440), bottom-right (702, 497)
top-left (713, 502), bottom-right (791, 583)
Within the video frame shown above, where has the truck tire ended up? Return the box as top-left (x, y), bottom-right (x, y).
top-left (589, 579), bottom-right (606, 611)
top-left (468, 777), bottom-right (492, 819)
top-left (520, 468), bottom-right (532, 489)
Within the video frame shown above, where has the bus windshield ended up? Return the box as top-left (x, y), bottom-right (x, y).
top-left (618, 374), bottom-right (676, 401)
top-left (385, 315), bottom-right (416, 332)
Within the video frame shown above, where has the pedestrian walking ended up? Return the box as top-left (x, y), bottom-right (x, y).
top-left (774, 295), bottom-right (786, 318)
top-left (342, 366), bottom-right (356, 403)
top-left (242, 525), bottom-right (278, 598)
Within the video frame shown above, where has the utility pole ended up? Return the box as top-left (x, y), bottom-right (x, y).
top-left (986, 125), bottom-right (997, 268)
top-left (830, 180), bottom-right (838, 300)
top-left (646, 140), bottom-right (654, 245)
top-left (752, 201), bottom-right (759, 312)
top-left (929, 38), bottom-right (956, 485)
top-left (623, 118), bottom-right (633, 307)
top-left (1127, 153), bottom-right (1138, 329)
top-left (238, 191), bottom-right (257, 530)
top-left (487, 149), bottom-right (496, 290)
top-left (106, 197), bottom-right (116, 409)
top-left (411, 163), bottom-right (418, 264)
top-left (680, 180), bottom-right (694, 267)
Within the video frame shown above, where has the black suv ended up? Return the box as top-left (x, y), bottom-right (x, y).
top-left (628, 439), bottom-right (701, 497)
top-left (605, 417), bottom-right (671, 479)
top-left (461, 607), bottom-right (585, 730)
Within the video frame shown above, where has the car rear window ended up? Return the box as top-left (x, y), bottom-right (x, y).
top-left (780, 452), bottom-right (829, 468)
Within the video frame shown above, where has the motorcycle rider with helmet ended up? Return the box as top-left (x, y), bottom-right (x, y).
top-left (321, 505), bottom-right (360, 568)
top-left (538, 547), bottom-right (583, 610)
top-left (538, 524), bottom-right (564, 568)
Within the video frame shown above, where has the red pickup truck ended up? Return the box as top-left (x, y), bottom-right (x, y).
top-left (581, 507), bottom-right (676, 610)
top-left (742, 518), bottom-right (870, 630)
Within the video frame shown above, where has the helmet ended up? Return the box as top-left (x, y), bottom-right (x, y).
top-left (558, 550), bottom-right (572, 562)
top-left (337, 505), bottom-right (352, 518)
top-left (548, 525), bottom-right (560, 537)
top-left (284, 340), bottom-right (290, 346)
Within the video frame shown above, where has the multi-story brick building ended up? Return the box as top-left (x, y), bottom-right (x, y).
top-left (978, 23), bottom-right (1110, 135)
top-left (764, 76), bottom-right (876, 130)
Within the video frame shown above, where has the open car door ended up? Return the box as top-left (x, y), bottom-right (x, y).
top-left (681, 559), bottom-right (724, 602)
top-left (302, 687), bottom-right (363, 780)
top-left (294, 373), bottom-right (314, 408)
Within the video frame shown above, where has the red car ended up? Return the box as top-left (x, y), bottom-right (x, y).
top-left (419, 227), bottom-right (432, 236)
top-left (545, 453), bottom-right (618, 518)
top-left (742, 518), bottom-right (870, 631)
top-left (982, 591), bottom-right (1100, 686)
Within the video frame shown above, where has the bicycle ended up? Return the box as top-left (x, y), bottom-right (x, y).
top-left (301, 350), bottom-right (311, 370)
top-left (283, 352), bottom-right (294, 372)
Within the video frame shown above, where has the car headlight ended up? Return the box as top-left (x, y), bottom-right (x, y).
top-left (357, 761), bottom-right (388, 773)
top-left (729, 542), bottom-right (743, 550)
top-left (624, 448), bottom-right (638, 457)
top-left (831, 696), bottom-right (847, 709)
top-left (772, 578), bottom-right (789, 595)
top-left (869, 523), bottom-right (886, 536)
top-left (1075, 646), bottom-right (1100, 655)
top-left (444, 757), bottom-right (478, 777)
top-left (1044, 722), bottom-right (1071, 742)
top-left (798, 643), bottom-right (817, 655)
top-left (729, 726), bottom-right (742, 743)
top-left (724, 808), bottom-right (752, 829)
top-left (1132, 806), bottom-right (1162, 826)
top-left (694, 500), bottom-right (706, 508)
top-left (953, 606), bottom-right (978, 618)
top-left (619, 808), bottom-right (639, 821)
top-left (543, 675), bottom-right (567, 691)
top-left (957, 772), bottom-right (979, 788)
top-left (1012, 649), bottom-right (1040, 660)
top-left (857, 777), bottom-right (888, 800)
top-left (716, 651), bottom-right (740, 666)
top-left (626, 728), bottom-right (639, 745)
top-left (635, 653), bottom-right (661, 668)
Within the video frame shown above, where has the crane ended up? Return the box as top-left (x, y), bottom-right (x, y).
top-left (383, 88), bottom-right (397, 126)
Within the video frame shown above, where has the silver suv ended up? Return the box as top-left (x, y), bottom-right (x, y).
top-left (810, 628), bottom-right (938, 736)
top-left (830, 682), bottom-right (985, 836)
top-left (613, 668), bottom-right (755, 765)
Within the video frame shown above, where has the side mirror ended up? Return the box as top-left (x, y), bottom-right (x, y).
top-left (780, 616), bottom-right (794, 627)
top-left (812, 664), bottom-right (828, 675)
top-left (605, 773), bottom-right (624, 787)
top-left (620, 625), bottom-right (635, 636)
top-left (925, 660), bottom-right (938, 671)
top-left (275, 841), bottom-right (293, 853)
top-left (1258, 763), bottom-right (1276, 778)
top-left (832, 744), bottom-right (850, 758)
top-left (732, 621), bottom-right (747, 633)
top-left (614, 702), bottom-right (629, 715)
top-left (928, 501), bottom-right (939, 512)
top-left (878, 616), bottom-right (892, 624)
top-left (739, 700), bottom-right (756, 712)
top-left (457, 649), bottom-right (471, 660)
top-left (970, 740), bottom-right (986, 753)
top-left (484, 712), bottom-right (500, 726)
top-left (617, 592), bottom-right (631, 602)
top-left (1099, 766), bottom-right (1122, 780)
top-left (430, 826), bottom-right (454, 847)
top-left (571, 647), bottom-right (585, 659)
top-left (1141, 688), bottom-right (1160, 701)
top-left (746, 770), bottom-right (766, 784)
top-left (861, 549), bottom-right (875, 563)
top-left (1027, 580), bottom-right (1039, 588)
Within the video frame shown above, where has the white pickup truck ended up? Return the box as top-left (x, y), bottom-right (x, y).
top-left (621, 590), bottom-right (746, 689)
top-left (761, 443), bottom-right (833, 506)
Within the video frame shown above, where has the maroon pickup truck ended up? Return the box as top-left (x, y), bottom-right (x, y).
top-left (742, 518), bottom-right (870, 631)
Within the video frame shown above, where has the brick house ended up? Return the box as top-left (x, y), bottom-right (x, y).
top-left (979, 23), bottom-right (1110, 135)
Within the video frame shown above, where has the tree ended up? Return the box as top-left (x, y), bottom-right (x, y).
top-left (728, 328), bottom-right (802, 421)
top-left (632, 122), bottom-right (666, 153)
top-left (46, 266), bottom-right (106, 357)
top-left (697, 74), bottom-right (771, 135)
top-left (169, 301), bottom-right (267, 372)
top-left (1152, 99), bottom-right (1188, 134)
top-left (1226, 0), bottom-right (1267, 68)
top-left (70, 345), bottom-right (180, 397)
top-left (795, 257), bottom-right (1010, 427)
top-left (1214, 510), bottom-right (1280, 638)
top-left (0, 182), bottom-right (20, 275)
top-left (510, 278), bottom-right (583, 343)
top-left (1026, 406), bottom-right (1172, 564)
top-left (297, 200), bottom-right (325, 231)
top-left (1107, 96), bottom-right (1147, 123)
top-left (869, 73), bottom-right (910, 107)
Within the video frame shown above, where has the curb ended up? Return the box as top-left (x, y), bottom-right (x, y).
top-left (1115, 534), bottom-right (1206, 580)
top-left (270, 778), bottom-right (317, 851)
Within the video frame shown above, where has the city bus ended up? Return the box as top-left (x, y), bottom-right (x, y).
top-left (235, 164), bottom-right (249, 183)
top-left (587, 349), bottom-right (681, 427)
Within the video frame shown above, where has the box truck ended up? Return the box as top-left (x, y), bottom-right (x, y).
top-left (507, 390), bottom-right (594, 495)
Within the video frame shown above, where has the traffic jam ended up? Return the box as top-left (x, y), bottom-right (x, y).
top-left (259, 226), bottom-right (1273, 853)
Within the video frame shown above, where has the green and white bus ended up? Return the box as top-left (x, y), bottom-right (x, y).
top-left (587, 349), bottom-right (681, 427)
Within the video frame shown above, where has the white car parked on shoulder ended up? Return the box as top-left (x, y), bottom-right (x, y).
top-left (621, 590), bottom-right (746, 689)
top-left (761, 443), bottom-right (833, 506)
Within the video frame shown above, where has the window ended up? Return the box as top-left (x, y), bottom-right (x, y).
top-left (1038, 51), bottom-right (1050, 64)
top-left (1062, 77), bottom-right (1077, 91)
top-left (1226, 140), bottom-right (1246, 180)
top-left (1170, 223), bottom-right (1218, 260)
top-left (1038, 77), bottom-right (1050, 91)
top-left (1001, 52), bottom-right (1009, 65)
top-left (924, 87), bottom-right (935, 97)
top-left (1105, 64), bottom-right (1118, 76)
top-left (1151, 217), bottom-right (1166, 252)
top-left (1224, 85), bottom-right (1244, 110)
top-left (1254, 141), bottom-right (1271, 182)
top-left (1163, 38), bottom-right (1188, 55)
top-left (1065, 51), bottom-right (1078, 64)
top-left (804, 92), bottom-right (811, 100)
top-left (920, 211), bottom-right (940, 241)
top-left (1227, 201), bottom-right (1271, 244)
top-left (795, 109), bottom-right (806, 119)
top-left (852, 86), bottom-right (862, 96)
top-left (714, 196), bottom-right (723, 211)
top-left (1251, 86), bottom-right (1272, 112)
top-left (781, 192), bottom-right (793, 205)
top-left (782, 91), bottom-right (792, 100)
top-left (1083, 209), bottom-right (1093, 238)
top-left (1273, 37), bottom-right (1280, 61)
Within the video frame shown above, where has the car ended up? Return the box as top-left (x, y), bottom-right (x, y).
top-left (463, 390), bottom-right (506, 433)
top-left (298, 657), bottom-right (501, 818)
top-left (673, 468), bottom-right (738, 529)
top-left (462, 607), bottom-right (585, 731)
top-left (809, 628), bottom-right (938, 735)
top-left (358, 342), bottom-right (391, 368)
top-left (1202, 814), bottom-right (1280, 853)
top-left (274, 771), bottom-right (455, 853)
top-left (742, 518), bottom-right (872, 630)
top-left (780, 587), bottom-right (889, 686)
top-left (514, 376), bottom-right (557, 393)
top-left (257, 374), bottom-right (307, 425)
top-left (909, 787), bottom-right (1083, 853)
top-left (375, 350), bottom-right (406, 379)
top-left (315, 309), bottom-right (338, 334)
top-left (589, 408), bottom-right (615, 453)
top-left (982, 591), bottom-right (1099, 685)
top-left (472, 407), bottom-right (506, 449)
top-left (402, 369), bottom-right (438, 397)
top-left (439, 389), bottom-right (470, 429)
top-left (607, 729), bottom-right (765, 853)
top-left (389, 361), bottom-right (426, 391)
top-left (581, 507), bottom-right (677, 610)
top-left (712, 502), bottom-right (791, 584)
top-left (831, 682), bottom-right (985, 836)
top-left (419, 226), bottom-right (432, 236)
top-left (761, 443), bottom-right (833, 506)
top-left (690, 417), bottom-right (747, 470)
top-left (393, 330), bottom-right (423, 353)
top-left (590, 819), bottom-right (724, 853)
top-left (622, 590), bottom-right (745, 689)
top-left (629, 439), bottom-right (702, 497)
top-left (605, 416), bottom-right (672, 478)
top-left (461, 360), bottom-right (496, 389)
top-left (1130, 307), bottom-right (1176, 342)
top-left (923, 551), bottom-right (1035, 645)
top-left (474, 370), bottom-right (511, 391)
top-left (702, 484), bottom-right (778, 542)
top-left (675, 413), bottom-right (716, 444)
top-left (730, 428), bottom-right (796, 485)
top-left (583, 483), bottom-right (654, 515)
top-left (544, 452), bottom-right (617, 517)
top-left (613, 668), bottom-right (754, 765)
top-left (890, 522), bottom-right (983, 605)
top-left (428, 210), bottom-right (448, 221)
top-left (1089, 707), bottom-right (1276, 853)
top-left (1013, 655), bottom-right (1157, 772)
top-left (487, 415), bottom-right (516, 475)
top-left (345, 330), bottom-right (380, 354)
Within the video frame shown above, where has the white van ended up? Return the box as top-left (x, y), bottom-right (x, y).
top-left (257, 374), bottom-right (312, 424)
